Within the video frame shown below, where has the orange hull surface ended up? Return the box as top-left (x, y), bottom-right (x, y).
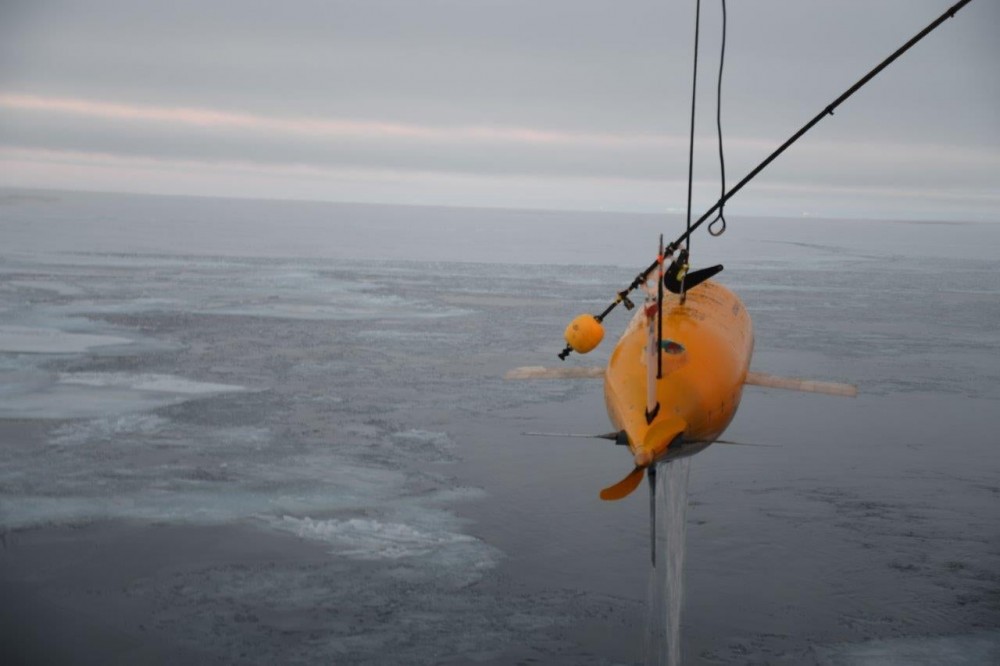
top-left (603, 280), bottom-right (753, 462)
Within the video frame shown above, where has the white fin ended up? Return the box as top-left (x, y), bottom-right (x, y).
top-left (745, 371), bottom-right (857, 397)
top-left (504, 366), bottom-right (604, 380)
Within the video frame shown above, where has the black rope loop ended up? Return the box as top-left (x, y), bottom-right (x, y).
top-left (708, 213), bottom-right (727, 237)
top-left (709, 0), bottom-right (728, 238)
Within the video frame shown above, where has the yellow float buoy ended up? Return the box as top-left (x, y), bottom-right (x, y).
top-left (564, 314), bottom-right (605, 354)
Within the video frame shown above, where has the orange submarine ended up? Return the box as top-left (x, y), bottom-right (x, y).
top-left (507, 243), bottom-right (856, 501)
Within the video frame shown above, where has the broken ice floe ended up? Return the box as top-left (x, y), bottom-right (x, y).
top-left (274, 516), bottom-right (472, 560)
top-left (814, 631), bottom-right (1000, 665)
top-left (1, 279), bottom-right (85, 296)
top-left (389, 429), bottom-right (456, 463)
top-left (271, 514), bottom-right (498, 575)
top-left (57, 372), bottom-right (245, 394)
top-left (0, 325), bottom-right (133, 353)
top-left (0, 372), bottom-right (247, 419)
top-left (49, 413), bottom-right (170, 446)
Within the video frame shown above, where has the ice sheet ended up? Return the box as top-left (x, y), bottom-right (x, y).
top-left (0, 372), bottom-right (247, 419)
top-left (815, 632), bottom-right (1000, 665)
top-left (49, 414), bottom-right (169, 446)
top-left (58, 372), bottom-right (245, 394)
top-left (1, 191), bottom-right (998, 665)
top-left (0, 325), bottom-right (133, 353)
top-left (2, 279), bottom-right (85, 296)
top-left (272, 515), bottom-right (486, 562)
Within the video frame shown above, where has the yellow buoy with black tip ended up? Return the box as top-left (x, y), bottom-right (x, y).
top-left (564, 314), bottom-right (604, 354)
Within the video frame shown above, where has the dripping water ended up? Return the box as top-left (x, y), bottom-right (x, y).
top-left (644, 457), bottom-right (692, 666)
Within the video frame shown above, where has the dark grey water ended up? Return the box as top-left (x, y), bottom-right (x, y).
top-left (1, 189), bottom-right (998, 664)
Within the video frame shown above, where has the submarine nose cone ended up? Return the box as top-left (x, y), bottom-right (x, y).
top-left (564, 314), bottom-right (604, 354)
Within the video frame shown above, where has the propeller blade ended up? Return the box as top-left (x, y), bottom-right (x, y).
top-left (714, 438), bottom-right (782, 448)
top-left (687, 438), bottom-right (782, 448)
top-left (600, 466), bottom-right (645, 501)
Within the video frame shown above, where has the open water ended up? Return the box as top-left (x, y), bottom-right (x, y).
top-left (1, 189), bottom-right (999, 664)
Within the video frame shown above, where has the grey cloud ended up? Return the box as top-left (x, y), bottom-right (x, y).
top-left (3, 106), bottom-right (994, 196)
top-left (1, 0), bottom-right (997, 218)
top-left (0, 110), bottom-right (671, 179)
top-left (4, 0), bottom-right (995, 135)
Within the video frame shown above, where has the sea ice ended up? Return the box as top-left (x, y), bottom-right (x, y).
top-left (0, 325), bottom-right (133, 353)
top-left (58, 372), bottom-right (246, 395)
top-left (814, 631), bottom-right (1000, 665)
top-left (49, 414), bottom-right (171, 446)
top-left (2, 279), bottom-right (85, 296)
top-left (0, 372), bottom-right (248, 419)
top-left (273, 515), bottom-right (479, 560)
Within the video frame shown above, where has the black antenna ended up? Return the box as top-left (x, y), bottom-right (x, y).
top-left (657, 234), bottom-right (664, 378)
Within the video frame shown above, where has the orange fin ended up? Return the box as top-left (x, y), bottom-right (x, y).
top-left (642, 415), bottom-right (687, 451)
top-left (634, 416), bottom-right (687, 466)
top-left (599, 466), bottom-right (645, 501)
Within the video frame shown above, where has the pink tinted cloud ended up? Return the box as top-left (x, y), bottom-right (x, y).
top-left (0, 92), bottom-right (670, 147)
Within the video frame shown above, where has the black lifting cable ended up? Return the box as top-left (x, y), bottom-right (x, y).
top-left (683, 0), bottom-right (702, 263)
top-left (559, 0), bottom-right (975, 361)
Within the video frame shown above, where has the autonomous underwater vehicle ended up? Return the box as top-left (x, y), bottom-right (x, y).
top-left (506, 0), bottom-right (975, 501)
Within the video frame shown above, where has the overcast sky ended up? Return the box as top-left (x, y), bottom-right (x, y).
top-left (1, 0), bottom-right (997, 220)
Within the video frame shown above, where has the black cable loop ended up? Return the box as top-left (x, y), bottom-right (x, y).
top-left (708, 215), bottom-right (727, 237)
top-left (708, 0), bottom-right (728, 238)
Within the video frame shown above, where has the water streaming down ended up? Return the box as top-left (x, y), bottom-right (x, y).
top-left (644, 457), bottom-right (693, 666)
